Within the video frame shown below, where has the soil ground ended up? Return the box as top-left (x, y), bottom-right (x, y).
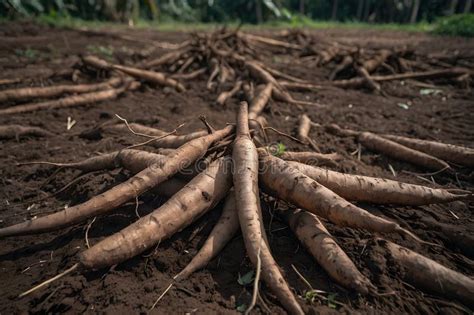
top-left (0, 21), bottom-right (473, 314)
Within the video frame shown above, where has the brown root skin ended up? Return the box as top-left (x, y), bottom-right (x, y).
top-left (279, 81), bottom-right (326, 92)
top-left (83, 55), bottom-right (185, 92)
top-left (362, 49), bottom-right (393, 73)
top-left (248, 82), bottom-right (273, 120)
top-left (0, 85), bottom-right (132, 116)
top-left (329, 55), bottom-right (353, 80)
top-left (0, 77), bottom-right (122, 104)
top-left (0, 125), bottom-right (54, 139)
top-left (174, 191), bottom-right (239, 281)
top-left (82, 55), bottom-right (112, 70)
top-left (113, 64), bottom-right (185, 92)
top-left (216, 80), bottom-right (242, 106)
top-left (233, 102), bottom-right (304, 315)
top-left (0, 126), bottom-right (233, 238)
top-left (80, 156), bottom-right (233, 269)
top-left (332, 77), bottom-right (366, 89)
top-left (294, 114), bottom-right (322, 151)
top-left (325, 124), bottom-right (451, 171)
top-left (280, 151), bottom-right (342, 167)
top-left (419, 217), bottom-right (474, 258)
top-left (170, 68), bottom-right (207, 80)
top-left (258, 151), bottom-right (423, 242)
top-left (140, 48), bottom-right (189, 68)
top-left (371, 67), bottom-right (470, 82)
top-left (377, 239), bottom-right (474, 307)
top-left (280, 208), bottom-right (376, 295)
top-left (246, 60), bottom-right (284, 91)
top-left (318, 45), bottom-right (339, 65)
top-left (155, 148), bottom-right (176, 155)
top-left (381, 134), bottom-right (474, 168)
top-left (332, 68), bottom-right (471, 90)
top-left (356, 66), bottom-right (381, 92)
top-left (19, 149), bottom-right (208, 180)
top-left (240, 32), bottom-right (303, 50)
top-left (103, 123), bottom-right (208, 148)
top-left (19, 150), bottom-right (166, 174)
top-left (287, 161), bottom-right (471, 205)
top-left (297, 114), bottom-right (312, 143)
top-left (358, 131), bottom-right (451, 171)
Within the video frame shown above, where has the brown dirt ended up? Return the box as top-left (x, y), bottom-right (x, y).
top-left (0, 21), bottom-right (473, 314)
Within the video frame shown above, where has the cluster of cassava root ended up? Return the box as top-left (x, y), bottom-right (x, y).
top-left (0, 27), bottom-right (471, 119)
top-left (1, 101), bottom-right (473, 313)
top-left (1, 28), bottom-right (473, 313)
top-left (277, 29), bottom-right (473, 92)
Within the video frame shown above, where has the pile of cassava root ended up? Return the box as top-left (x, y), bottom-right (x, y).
top-left (0, 27), bottom-right (325, 120)
top-left (277, 29), bottom-right (474, 92)
top-left (0, 27), bottom-right (472, 120)
top-left (1, 28), bottom-right (474, 314)
top-left (1, 101), bottom-right (473, 313)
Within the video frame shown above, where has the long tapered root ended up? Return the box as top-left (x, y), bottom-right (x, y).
top-left (259, 150), bottom-right (424, 242)
top-left (233, 102), bottom-right (304, 315)
top-left (0, 125), bottom-right (54, 139)
top-left (281, 208), bottom-right (376, 295)
top-left (375, 239), bottom-right (474, 307)
top-left (80, 156), bottom-right (232, 269)
top-left (174, 191), bottom-right (239, 281)
top-left (0, 127), bottom-right (232, 238)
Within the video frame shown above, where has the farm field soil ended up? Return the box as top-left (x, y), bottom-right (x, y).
top-left (0, 21), bottom-right (473, 314)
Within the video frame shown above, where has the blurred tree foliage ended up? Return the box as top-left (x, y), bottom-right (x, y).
top-left (1, 0), bottom-right (473, 24)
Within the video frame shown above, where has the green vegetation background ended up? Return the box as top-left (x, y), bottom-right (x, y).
top-left (1, 1), bottom-right (473, 36)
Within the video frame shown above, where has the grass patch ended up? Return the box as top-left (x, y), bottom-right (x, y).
top-left (434, 14), bottom-right (474, 37)
top-left (40, 15), bottom-right (432, 32)
top-left (2, 14), bottom-right (434, 33)
top-left (14, 48), bottom-right (40, 60)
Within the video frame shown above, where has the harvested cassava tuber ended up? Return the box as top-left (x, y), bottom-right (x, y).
top-left (103, 123), bottom-right (208, 148)
top-left (0, 77), bottom-right (122, 104)
top-left (378, 239), bottom-right (474, 307)
top-left (0, 84), bottom-right (135, 116)
top-left (22, 149), bottom-right (166, 174)
top-left (0, 125), bottom-right (53, 139)
top-left (279, 151), bottom-right (341, 167)
top-left (297, 114), bottom-right (320, 151)
top-left (18, 157), bottom-right (229, 298)
top-left (233, 102), bottom-right (304, 315)
top-left (113, 64), bottom-right (185, 92)
top-left (279, 81), bottom-right (324, 92)
top-left (288, 161), bottom-right (471, 205)
top-left (80, 156), bottom-right (233, 269)
top-left (170, 68), bottom-right (206, 80)
top-left (141, 47), bottom-right (189, 68)
top-left (297, 114), bottom-right (312, 143)
top-left (355, 66), bottom-right (381, 91)
top-left (326, 124), bottom-right (451, 171)
top-left (280, 208), bottom-right (376, 295)
top-left (381, 134), bottom-right (474, 168)
top-left (83, 55), bottom-right (185, 92)
top-left (174, 191), bottom-right (239, 281)
top-left (362, 49), bottom-right (393, 73)
top-left (0, 126), bottom-right (233, 237)
top-left (259, 150), bottom-right (425, 242)
top-left (248, 82), bottom-right (273, 120)
top-left (332, 68), bottom-right (471, 90)
top-left (216, 80), bottom-right (242, 106)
